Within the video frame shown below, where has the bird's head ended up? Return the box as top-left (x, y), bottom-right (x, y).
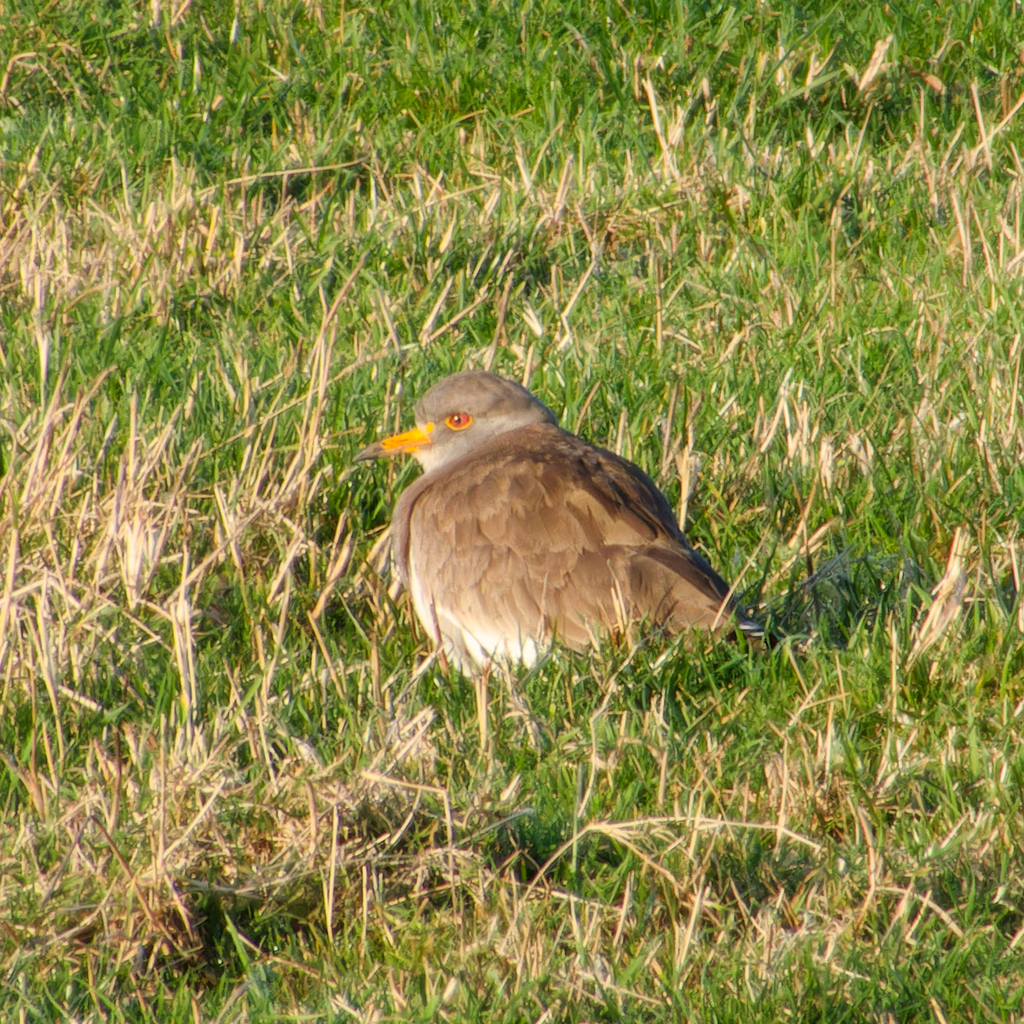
top-left (355, 371), bottom-right (557, 472)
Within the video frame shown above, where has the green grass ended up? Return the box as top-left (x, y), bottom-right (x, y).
top-left (3, 0), bottom-right (1024, 1020)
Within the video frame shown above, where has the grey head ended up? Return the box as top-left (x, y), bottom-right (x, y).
top-left (355, 371), bottom-right (558, 472)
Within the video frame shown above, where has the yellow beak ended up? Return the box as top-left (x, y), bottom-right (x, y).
top-left (355, 423), bottom-right (434, 461)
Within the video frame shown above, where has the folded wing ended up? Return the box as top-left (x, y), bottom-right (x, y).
top-left (393, 424), bottom-right (741, 662)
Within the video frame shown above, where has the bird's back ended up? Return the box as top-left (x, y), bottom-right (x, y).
top-left (391, 423), bottom-right (742, 668)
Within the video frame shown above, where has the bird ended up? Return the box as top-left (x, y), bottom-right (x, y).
top-left (356, 371), bottom-right (758, 672)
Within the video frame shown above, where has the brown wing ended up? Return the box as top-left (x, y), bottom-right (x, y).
top-left (393, 423), bottom-right (738, 651)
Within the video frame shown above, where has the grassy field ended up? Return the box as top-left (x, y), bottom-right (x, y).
top-left (3, 0), bottom-right (1024, 1019)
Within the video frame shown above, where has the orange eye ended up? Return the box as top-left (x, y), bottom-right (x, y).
top-left (445, 412), bottom-right (473, 430)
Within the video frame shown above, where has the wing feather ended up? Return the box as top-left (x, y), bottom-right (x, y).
top-left (395, 422), bottom-right (741, 663)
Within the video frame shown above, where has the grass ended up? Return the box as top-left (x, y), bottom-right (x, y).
top-left (3, 0), bottom-right (1024, 1019)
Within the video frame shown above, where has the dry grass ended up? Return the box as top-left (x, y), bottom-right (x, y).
top-left (3, 2), bottom-right (1024, 1020)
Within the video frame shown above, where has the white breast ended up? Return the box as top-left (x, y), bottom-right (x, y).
top-left (405, 550), bottom-right (541, 672)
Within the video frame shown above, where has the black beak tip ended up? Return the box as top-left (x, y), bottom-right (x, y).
top-left (354, 441), bottom-right (385, 463)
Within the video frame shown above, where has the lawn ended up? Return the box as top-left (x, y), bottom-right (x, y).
top-left (3, 0), bottom-right (1024, 1020)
